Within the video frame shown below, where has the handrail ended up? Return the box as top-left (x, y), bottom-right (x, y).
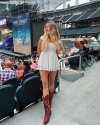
top-left (58, 54), bottom-right (81, 91)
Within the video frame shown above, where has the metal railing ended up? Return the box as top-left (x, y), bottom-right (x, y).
top-left (58, 54), bottom-right (81, 91)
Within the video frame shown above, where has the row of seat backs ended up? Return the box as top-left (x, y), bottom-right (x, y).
top-left (2, 71), bottom-right (38, 94)
top-left (0, 85), bottom-right (14, 120)
top-left (0, 70), bottom-right (59, 120)
top-left (23, 70), bottom-right (59, 89)
top-left (19, 76), bottom-right (40, 107)
top-left (3, 75), bottom-right (41, 107)
top-left (0, 76), bottom-right (41, 120)
top-left (2, 70), bottom-right (59, 94)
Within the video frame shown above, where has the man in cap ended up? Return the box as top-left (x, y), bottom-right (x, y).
top-left (89, 37), bottom-right (100, 56)
top-left (90, 37), bottom-right (100, 51)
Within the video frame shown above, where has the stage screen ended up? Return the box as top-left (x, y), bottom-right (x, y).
top-left (12, 13), bottom-right (31, 55)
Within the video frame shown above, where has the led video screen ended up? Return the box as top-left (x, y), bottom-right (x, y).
top-left (12, 13), bottom-right (31, 55)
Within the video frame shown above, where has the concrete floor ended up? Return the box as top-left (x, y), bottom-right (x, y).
top-left (0, 61), bottom-right (100, 125)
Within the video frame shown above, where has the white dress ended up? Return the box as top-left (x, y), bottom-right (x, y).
top-left (38, 36), bottom-right (61, 71)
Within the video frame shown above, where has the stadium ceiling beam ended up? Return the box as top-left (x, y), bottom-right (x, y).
top-left (0, 0), bottom-right (72, 11)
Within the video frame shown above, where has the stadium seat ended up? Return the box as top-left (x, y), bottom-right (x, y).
top-left (2, 77), bottom-right (18, 94)
top-left (0, 85), bottom-right (14, 120)
top-left (33, 69), bottom-right (40, 77)
top-left (15, 76), bottom-right (41, 112)
top-left (22, 72), bottom-right (35, 84)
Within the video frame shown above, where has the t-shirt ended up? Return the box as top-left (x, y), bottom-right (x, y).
top-left (71, 48), bottom-right (79, 53)
top-left (32, 63), bottom-right (38, 69)
top-left (90, 42), bottom-right (100, 50)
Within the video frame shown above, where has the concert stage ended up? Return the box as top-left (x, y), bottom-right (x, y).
top-left (0, 49), bottom-right (31, 59)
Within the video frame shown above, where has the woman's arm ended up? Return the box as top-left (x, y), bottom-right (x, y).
top-left (56, 43), bottom-right (62, 56)
top-left (31, 56), bottom-right (34, 64)
top-left (79, 35), bottom-right (81, 42)
top-left (31, 65), bottom-right (37, 70)
top-left (37, 39), bottom-right (42, 57)
top-left (16, 70), bottom-right (24, 80)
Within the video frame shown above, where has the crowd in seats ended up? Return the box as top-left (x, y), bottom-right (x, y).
top-left (0, 54), bottom-right (39, 90)
top-left (0, 54), bottom-right (39, 82)
top-left (59, 36), bottom-right (100, 69)
top-left (0, 53), bottom-right (40, 119)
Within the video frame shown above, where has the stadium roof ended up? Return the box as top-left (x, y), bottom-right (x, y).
top-left (0, 0), bottom-right (71, 11)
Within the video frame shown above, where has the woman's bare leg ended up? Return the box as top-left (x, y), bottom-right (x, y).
top-left (39, 70), bottom-right (49, 97)
top-left (49, 71), bottom-right (57, 92)
top-left (40, 70), bottom-right (51, 124)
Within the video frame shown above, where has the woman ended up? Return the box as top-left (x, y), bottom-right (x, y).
top-left (37, 21), bottom-right (63, 124)
top-left (84, 39), bottom-right (89, 48)
top-left (15, 61), bottom-right (32, 102)
top-left (16, 63), bottom-right (23, 79)
top-left (16, 61), bottom-right (32, 80)
top-left (70, 40), bottom-right (82, 56)
top-left (69, 40), bottom-right (82, 69)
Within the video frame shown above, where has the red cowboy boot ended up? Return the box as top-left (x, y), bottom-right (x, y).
top-left (49, 89), bottom-right (54, 108)
top-left (43, 95), bottom-right (51, 124)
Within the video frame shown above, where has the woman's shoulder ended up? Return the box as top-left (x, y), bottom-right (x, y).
top-left (40, 36), bottom-right (44, 40)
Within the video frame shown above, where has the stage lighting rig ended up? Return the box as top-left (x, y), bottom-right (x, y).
top-left (11, 3), bottom-right (30, 16)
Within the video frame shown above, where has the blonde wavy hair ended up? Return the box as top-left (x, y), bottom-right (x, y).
top-left (42, 21), bottom-right (63, 51)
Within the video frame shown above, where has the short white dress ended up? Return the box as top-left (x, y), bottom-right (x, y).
top-left (38, 36), bottom-right (61, 71)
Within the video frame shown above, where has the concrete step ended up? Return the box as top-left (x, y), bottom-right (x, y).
top-left (60, 68), bottom-right (84, 82)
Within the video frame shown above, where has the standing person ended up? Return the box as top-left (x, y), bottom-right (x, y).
top-left (37, 21), bottom-right (63, 124)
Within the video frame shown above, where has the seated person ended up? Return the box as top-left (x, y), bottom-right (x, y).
top-left (80, 40), bottom-right (85, 46)
top-left (69, 40), bottom-right (82, 68)
top-left (16, 63), bottom-right (23, 79)
top-left (0, 61), bottom-right (16, 85)
top-left (84, 39), bottom-right (89, 48)
top-left (70, 40), bottom-right (82, 56)
top-left (13, 64), bottom-right (18, 71)
top-left (16, 61), bottom-right (32, 80)
top-left (15, 61), bottom-right (33, 102)
top-left (79, 35), bottom-right (89, 48)
top-left (0, 56), bottom-right (2, 70)
top-left (89, 37), bottom-right (100, 56)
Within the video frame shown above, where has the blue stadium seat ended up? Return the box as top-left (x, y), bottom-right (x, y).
top-left (22, 72), bottom-right (35, 84)
top-left (15, 76), bottom-right (41, 112)
top-left (33, 69), bottom-right (40, 77)
top-left (2, 77), bottom-right (18, 94)
top-left (0, 85), bottom-right (14, 120)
